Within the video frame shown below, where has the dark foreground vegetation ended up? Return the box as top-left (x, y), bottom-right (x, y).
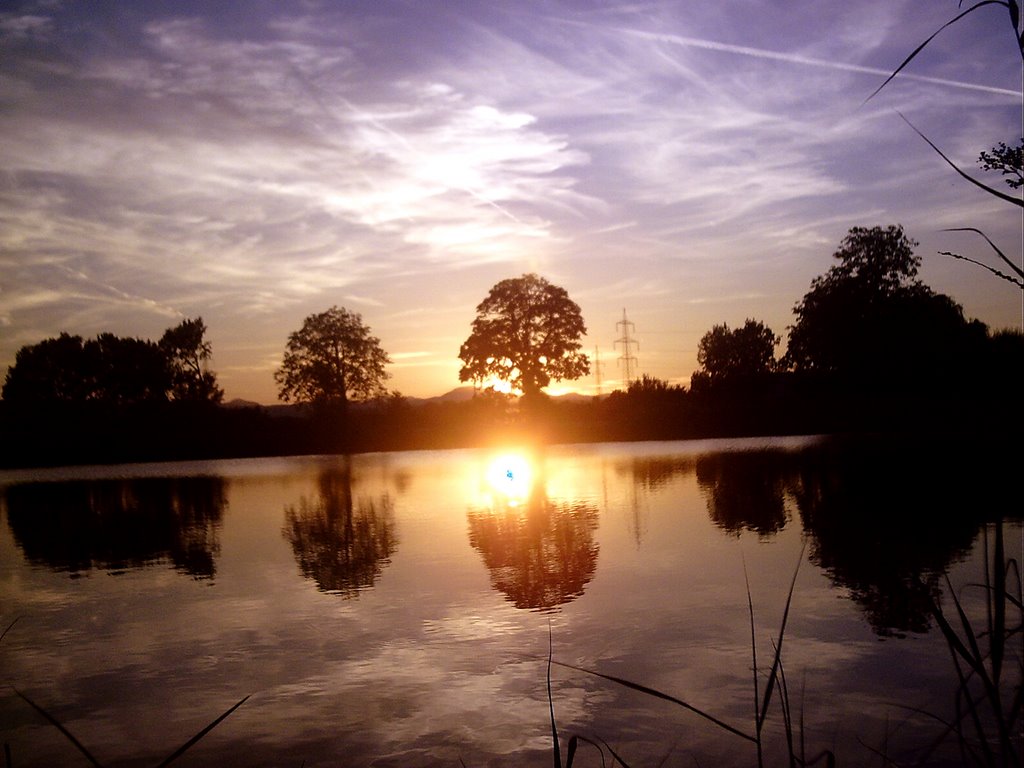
top-left (1, 358), bottom-right (1020, 469)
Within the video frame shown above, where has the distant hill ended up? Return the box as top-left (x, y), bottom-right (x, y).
top-left (223, 386), bottom-right (592, 413)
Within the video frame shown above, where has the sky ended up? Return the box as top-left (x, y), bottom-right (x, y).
top-left (1, 0), bottom-right (1021, 403)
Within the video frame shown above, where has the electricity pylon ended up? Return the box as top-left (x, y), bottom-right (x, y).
top-left (593, 345), bottom-right (604, 396)
top-left (614, 309), bottom-right (638, 388)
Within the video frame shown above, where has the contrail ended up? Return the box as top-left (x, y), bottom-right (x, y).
top-left (584, 22), bottom-right (1019, 98)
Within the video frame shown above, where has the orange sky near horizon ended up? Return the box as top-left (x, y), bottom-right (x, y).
top-left (2, 1), bottom-right (1020, 404)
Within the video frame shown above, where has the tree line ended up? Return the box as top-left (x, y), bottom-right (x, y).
top-left (2, 221), bottom-right (1021, 467)
top-left (2, 317), bottom-right (223, 405)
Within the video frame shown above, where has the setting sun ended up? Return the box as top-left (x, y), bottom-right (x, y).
top-left (485, 451), bottom-right (534, 506)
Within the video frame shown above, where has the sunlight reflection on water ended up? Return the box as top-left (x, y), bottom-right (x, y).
top-left (0, 435), bottom-right (1020, 767)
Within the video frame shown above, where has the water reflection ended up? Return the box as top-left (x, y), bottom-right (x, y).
top-left (282, 458), bottom-right (397, 597)
top-left (621, 456), bottom-right (695, 492)
top-left (4, 476), bottom-right (225, 578)
top-left (793, 441), bottom-right (986, 638)
top-left (468, 451), bottom-right (599, 611)
top-left (695, 452), bottom-right (793, 537)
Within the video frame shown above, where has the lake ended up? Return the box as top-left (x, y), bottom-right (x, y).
top-left (1, 435), bottom-right (1020, 767)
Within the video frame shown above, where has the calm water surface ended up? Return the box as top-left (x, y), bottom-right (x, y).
top-left (1, 436), bottom-right (1020, 766)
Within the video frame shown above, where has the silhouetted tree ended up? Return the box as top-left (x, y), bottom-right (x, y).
top-left (979, 139), bottom-right (1023, 189)
top-left (2, 333), bottom-right (92, 402)
top-left (691, 319), bottom-right (778, 393)
top-left (3, 332), bottom-right (171, 404)
top-left (627, 374), bottom-right (674, 394)
top-left (159, 317), bottom-right (223, 403)
top-left (275, 306), bottom-right (390, 407)
top-left (458, 274), bottom-right (589, 399)
top-left (784, 225), bottom-right (985, 388)
top-left (85, 333), bottom-right (169, 404)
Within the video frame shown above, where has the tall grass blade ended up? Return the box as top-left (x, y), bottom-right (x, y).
top-left (548, 625), bottom-right (562, 768)
top-left (941, 228), bottom-right (1024, 281)
top-left (757, 543), bottom-right (804, 730)
top-left (990, 525), bottom-right (1005, 689)
top-left (0, 617), bottom-right (20, 644)
top-left (598, 736), bottom-right (632, 768)
top-left (549, 659), bottom-right (755, 743)
top-left (897, 112), bottom-right (1024, 208)
top-left (774, 647), bottom-right (796, 768)
top-left (745, 561), bottom-right (761, 768)
top-left (153, 694), bottom-right (249, 768)
top-left (13, 689), bottom-right (105, 768)
top-left (864, 1), bottom-right (1009, 103)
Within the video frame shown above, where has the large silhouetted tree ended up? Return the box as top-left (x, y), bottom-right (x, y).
top-left (784, 225), bottom-right (985, 386)
top-left (275, 306), bottom-right (390, 407)
top-left (159, 317), bottom-right (223, 403)
top-left (691, 319), bottom-right (778, 392)
top-left (458, 274), bottom-right (589, 399)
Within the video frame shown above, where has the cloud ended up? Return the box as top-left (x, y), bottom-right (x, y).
top-left (1, 1), bottom-right (1019, 401)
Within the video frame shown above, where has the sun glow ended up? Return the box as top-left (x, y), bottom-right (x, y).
top-left (485, 452), bottom-right (534, 506)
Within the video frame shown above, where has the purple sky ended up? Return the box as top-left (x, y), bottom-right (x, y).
top-left (2, 1), bottom-right (1020, 402)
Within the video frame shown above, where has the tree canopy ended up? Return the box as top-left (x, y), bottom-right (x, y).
top-left (785, 225), bottom-right (985, 386)
top-left (160, 317), bottom-right (223, 403)
top-left (692, 319), bottom-right (778, 392)
top-left (275, 306), bottom-right (390, 407)
top-left (458, 273), bottom-right (589, 399)
top-left (2, 318), bottom-right (222, 405)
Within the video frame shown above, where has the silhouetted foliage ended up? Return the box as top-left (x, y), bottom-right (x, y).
top-left (86, 333), bottom-right (170, 404)
top-left (979, 139), bottom-right (1023, 189)
top-left (275, 306), bottom-right (390, 408)
top-left (2, 333), bottom-right (94, 403)
top-left (159, 317), bottom-right (223, 403)
top-left (458, 274), bottom-right (589, 399)
top-left (626, 374), bottom-right (675, 395)
top-left (282, 460), bottom-right (397, 597)
top-left (691, 319), bottom-right (779, 394)
top-left (5, 476), bottom-right (226, 578)
top-left (785, 225), bottom-right (986, 390)
top-left (2, 319), bottom-right (223, 405)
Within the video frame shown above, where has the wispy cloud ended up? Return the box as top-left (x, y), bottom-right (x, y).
top-left (1, 1), bottom-right (1019, 401)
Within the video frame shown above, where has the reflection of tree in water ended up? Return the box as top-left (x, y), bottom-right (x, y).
top-left (620, 456), bottom-right (695, 492)
top-left (793, 440), bottom-right (994, 638)
top-left (696, 451), bottom-right (793, 537)
top-left (4, 476), bottom-right (225, 578)
top-left (468, 480), bottom-right (599, 611)
top-left (283, 460), bottom-right (396, 597)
